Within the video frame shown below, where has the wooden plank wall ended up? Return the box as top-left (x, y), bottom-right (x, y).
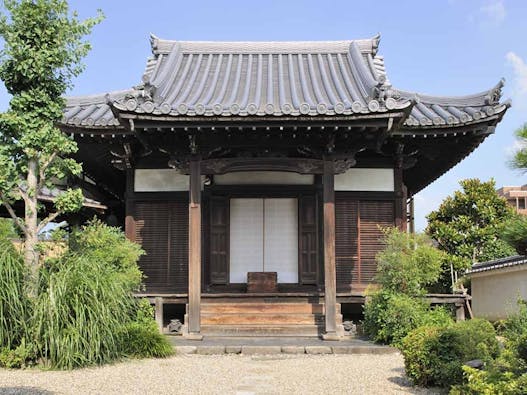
top-left (335, 194), bottom-right (395, 291)
top-left (133, 198), bottom-right (189, 293)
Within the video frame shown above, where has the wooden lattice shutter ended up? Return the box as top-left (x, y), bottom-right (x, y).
top-left (299, 195), bottom-right (318, 285)
top-left (134, 199), bottom-right (189, 293)
top-left (210, 197), bottom-right (229, 284)
top-left (358, 200), bottom-right (395, 283)
top-left (335, 196), bottom-right (359, 291)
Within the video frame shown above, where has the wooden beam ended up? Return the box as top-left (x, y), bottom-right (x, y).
top-left (322, 159), bottom-right (339, 340)
top-left (187, 158), bottom-right (203, 339)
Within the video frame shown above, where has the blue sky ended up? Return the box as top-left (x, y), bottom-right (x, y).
top-left (1, 0), bottom-right (526, 231)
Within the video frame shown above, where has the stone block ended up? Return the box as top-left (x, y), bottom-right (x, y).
top-left (331, 346), bottom-right (351, 354)
top-left (241, 346), bottom-right (281, 355)
top-left (305, 346), bottom-right (332, 354)
top-left (175, 346), bottom-right (197, 355)
top-left (197, 345), bottom-right (226, 355)
top-left (281, 346), bottom-right (305, 354)
top-left (225, 345), bottom-right (242, 354)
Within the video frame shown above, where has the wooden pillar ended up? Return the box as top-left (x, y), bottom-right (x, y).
top-left (394, 166), bottom-right (405, 231)
top-left (125, 169), bottom-right (135, 241)
top-left (322, 159), bottom-right (338, 340)
top-left (187, 158), bottom-right (203, 339)
top-left (455, 302), bottom-right (466, 321)
top-left (408, 196), bottom-right (415, 234)
top-left (155, 297), bottom-right (164, 332)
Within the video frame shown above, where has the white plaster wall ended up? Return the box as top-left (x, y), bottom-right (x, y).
top-left (334, 168), bottom-right (394, 191)
top-left (134, 169), bottom-right (188, 192)
top-left (214, 171), bottom-right (314, 185)
top-left (471, 268), bottom-right (527, 320)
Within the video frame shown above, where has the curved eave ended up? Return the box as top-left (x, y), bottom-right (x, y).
top-left (398, 121), bottom-right (497, 194)
top-left (398, 80), bottom-right (508, 128)
top-left (61, 90), bottom-right (133, 128)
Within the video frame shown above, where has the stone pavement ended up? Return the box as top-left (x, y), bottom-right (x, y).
top-left (168, 336), bottom-right (397, 355)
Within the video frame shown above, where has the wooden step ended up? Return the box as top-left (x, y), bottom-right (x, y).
top-left (200, 303), bottom-right (337, 314)
top-left (201, 313), bottom-right (343, 325)
top-left (184, 301), bottom-right (344, 337)
top-left (199, 324), bottom-right (324, 337)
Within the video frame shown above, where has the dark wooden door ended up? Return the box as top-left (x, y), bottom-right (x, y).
top-left (299, 195), bottom-right (318, 285)
top-left (209, 197), bottom-right (229, 284)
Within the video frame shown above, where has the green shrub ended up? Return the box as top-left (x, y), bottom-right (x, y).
top-left (363, 290), bottom-right (453, 346)
top-left (68, 219), bottom-right (144, 290)
top-left (401, 319), bottom-right (499, 387)
top-left (0, 339), bottom-right (35, 369)
top-left (120, 299), bottom-right (173, 358)
top-left (450, 366), bottom-right (524, 395)
top-left (0, 239), bottom-right (31, 350)
top-left (34, 254), bottom-right (136, 369)
top-left (375, 228), bottom-right (444, 295)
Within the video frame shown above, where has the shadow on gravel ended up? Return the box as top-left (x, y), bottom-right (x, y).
top-left (0, 387), bottom-right (54, 395)
top-left (387, 376), bottom-right (447, 395)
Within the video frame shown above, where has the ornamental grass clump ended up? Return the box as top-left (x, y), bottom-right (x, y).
top-left (0, 239), bottom-right (30, 350)
top-left (0, 219), bottom-right (172, 370)
top-left (33, 254), bottom-right (136, 369)
top-left (0, 238), bottom-right (34, 368)
top-left (120, 299), bottom-right (174, 359)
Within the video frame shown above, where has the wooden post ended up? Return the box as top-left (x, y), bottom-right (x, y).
top-left (155, 297), bottom-right (164, 332)
top-left (394, 165), bottom-right (405, 231)
top-left (322, 159), bottom-right (339, 340)
top-left (187, 158), bottom-right (203, 339)
top-left (408, 196), bottom-right (415, 234)
top-left (455, 302), bottom-right (466, 321)
top-left (125, 169), bottom-right (135, 241)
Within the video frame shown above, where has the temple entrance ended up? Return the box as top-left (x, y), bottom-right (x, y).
top-left (229, 198), bottom-right (298, 283)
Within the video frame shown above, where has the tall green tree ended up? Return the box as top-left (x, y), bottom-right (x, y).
top-left (510, 123), bottom-right (527, 170)
top-left (426, 179), bottom-right (516, 279)
top-left (0, 0), bottom-right (102, 296)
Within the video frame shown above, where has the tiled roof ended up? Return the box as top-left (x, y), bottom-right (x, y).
top-left (113, 35), bottom-right (409, 118)
top-left (61, 34), bottom-right (508, 129)
top-left (466, 255), bottom-right (527, 275)
top-left (398, 79), bottom-right (509, 128)
top-left (63, 90), bottom-right (132, 128)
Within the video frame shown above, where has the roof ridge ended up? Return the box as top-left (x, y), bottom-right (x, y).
top-left (149, 33), bottom-right (382, 55)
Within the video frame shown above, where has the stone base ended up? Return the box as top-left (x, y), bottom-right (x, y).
top-left (322, 332), bottom-right (341, 341)
top-left (183, 332), bottom-right (204, 341)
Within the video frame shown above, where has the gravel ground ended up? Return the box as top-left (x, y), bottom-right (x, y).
top-left (0, 353), bottom-right (443, 395)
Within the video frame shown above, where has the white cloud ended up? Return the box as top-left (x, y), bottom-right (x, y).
top-left (505, 138), bottom-right (527, 157)
top-left (480, 0), bottom-right (506, 26)
top-left (506, 52), bottom-right (527, 104)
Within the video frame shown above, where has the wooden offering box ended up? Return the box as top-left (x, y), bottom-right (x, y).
top-left (247, 272), bottom-right (278, 293)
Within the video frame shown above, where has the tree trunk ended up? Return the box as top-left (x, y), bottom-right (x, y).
top-left (24, 157), bottom-right (39, 298)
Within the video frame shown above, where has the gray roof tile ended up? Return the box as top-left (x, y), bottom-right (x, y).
top-left (61, 35), bottom-right (508, 128)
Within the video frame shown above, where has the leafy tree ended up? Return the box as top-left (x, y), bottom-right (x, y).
top-left (0, 0), bottom-right (102, 296)
top-left (500, 215), bottom-right (527, 255)
top-left (375, 227), bottom-right (445, 296)
top-left (510, 123), bottom-right (527, 171)
top-left (426, 179), bottom-right (516, 281)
